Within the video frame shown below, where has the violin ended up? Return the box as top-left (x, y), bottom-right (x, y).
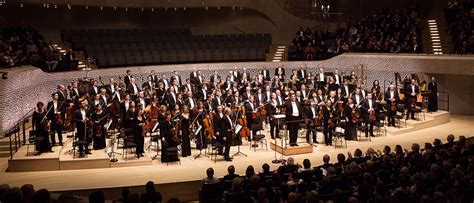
top-left (390, 100), bottom-right (397, 112)
top-left (55, 112), bottom-right (63, 126)
top-left (370, 109), bottom-right (377, 122)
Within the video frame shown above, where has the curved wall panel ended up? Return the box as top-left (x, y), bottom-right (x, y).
top-left (1, 53), bottom-right (473, 135)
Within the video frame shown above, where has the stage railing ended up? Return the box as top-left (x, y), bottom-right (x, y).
top-left (7, 110), bottom-right (33, 159)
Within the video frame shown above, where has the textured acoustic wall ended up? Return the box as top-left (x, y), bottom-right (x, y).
top-left (1, 53), bottom-right (473, 136)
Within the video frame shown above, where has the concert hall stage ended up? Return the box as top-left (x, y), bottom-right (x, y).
top-left (3, 112), bottom-right (473, 201)
top-left (7, 110), bottom-right (451, 172)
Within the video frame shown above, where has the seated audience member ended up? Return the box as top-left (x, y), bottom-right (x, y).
top-left (89, 191), bottom-right (105, 203)
top-left (202, 167), bottom-right (219, 185)
top-left (140, 181), bottom-right (163, 203)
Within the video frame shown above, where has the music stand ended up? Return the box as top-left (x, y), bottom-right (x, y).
top-left (232, 124), bottom-right (247, 158)
top-left (151, 122), bottom-right (161, 160)
top-left (194, 125), bottom-right (208, 159)
top-left (106, 119), bottom-right (120, 162)
top-left (271, 114), bottom-right (285, 164)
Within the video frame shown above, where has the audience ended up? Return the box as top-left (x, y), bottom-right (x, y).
top-left (289, 7), bottom-right (423, 60)
top-left (199, 135), bottom-right (473, 202)
top-left (444, 1), bottom-right (473, 54)
top-left (0, 135), bottom-right (471, 203)
top-left (0, 27), bottom-right (64, 70)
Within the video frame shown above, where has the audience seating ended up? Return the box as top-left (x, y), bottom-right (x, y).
top-left (61, 28), bottom-right (272, 67)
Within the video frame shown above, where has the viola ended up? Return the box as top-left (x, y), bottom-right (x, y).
top-left (370, 109), bottom-right (377, 122)
top-left (55, 112), bottom-right (63, 126)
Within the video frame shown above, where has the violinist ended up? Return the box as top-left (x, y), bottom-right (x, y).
top-left (214, 105), bottom-right (225, 155)
top-left (344, 98), bottom-right (357, 140)
top-left (304, 100), bottom-right (319, 144)
top-left (47, 93), bottom-right (65, 146)
top-left (285, 93), bottom-right (302, 147)
top-left (371, 80), bottom-right (381, 96)
top-left (245, 95), bottom-right (258, 141)
top-left (385, 84), bottom-right (399, 127)
top-left (405, 79), bottom-right (418, 120)
top-left (362, 93), bottom-right (377, 137)
top-left (255, 88), bottom-right (265, 107)
top-left (121, 94), bottom-right (132, 128)
top-left (73, 99), bottom-right (92, 156)
top-left (268, 92), bottom-right (281, 139)
top-left (166, 86), bottom-right (178, 110)
top-left (351, 88), bottom-right (364, 106)
top-left (186, 91), bottom-right (197, 109)
top-left (135, 105), bottom-right (146, 158)
top-left (99, 88), bottom-right (109, 105)
top-left (32, 102), bottom-right (53, 154)
top-left (91, 94), bottom-right (105, 111)
top-left (323, 100), bottom-right (335, 146)
top-left (212, 90), bottom-right (223, 109)
top-left (192, 101), bottom-right (207, 150)
top-left (91, 104), bottom-right (107, 150)
top-left (160, 112), bottom-right (179, 162)
top-left (180, 106), bottom-right (192, 157)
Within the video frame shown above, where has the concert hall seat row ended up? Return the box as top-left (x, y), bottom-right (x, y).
top-left (61, 28), bottom-right (272, 67)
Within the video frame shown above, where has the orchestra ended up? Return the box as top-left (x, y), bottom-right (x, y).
top-left (32, 65), bottom-right (437, 161)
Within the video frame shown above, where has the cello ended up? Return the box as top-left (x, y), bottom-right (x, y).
top-left (237, 105), bottom-right (250, 138)
top-left (203, 111), bottom-right (216, 140)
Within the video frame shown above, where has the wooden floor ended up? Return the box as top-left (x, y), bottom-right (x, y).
top-left (1, 114), bottom-right (473, 194)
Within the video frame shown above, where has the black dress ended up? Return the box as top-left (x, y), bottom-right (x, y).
top-left (428, 82), bottom-right (438, 112)
top-left (180, 114), bottom-right (192, 157)
top-left (344, 105), bottom-right (357, 141)
top-left (32, 111), bottom-right (51, 153)
top-left (92, 111), bottom-right (107, 150)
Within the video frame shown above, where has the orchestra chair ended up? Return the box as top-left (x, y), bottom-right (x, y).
top-left (26, 130), bottom-right (44, 156)
top-left (122, 138), bottom-right (137, 161)
top-left (375, 112), bottom-right (387, 136)
top-left (413, 105), bottom-right (426, 121)
top-left (210, 140), bottom-right (224, 163)
top-left (146, 131), bottom-right (160, 152)
top-left (161, 139), bottom-right (180, 166)
top-left (199, 182), bottom-right (222, 203)
top-left (333, 121), bottom-right (347, 148)
top-left (72, 133), bottom-right (89, 159)
top-left (117, 128), bottom-right (134, 148)
top-left (250, 124), bottom-right (267, 151)
top-left (357, 124), bottom-right (371, 142)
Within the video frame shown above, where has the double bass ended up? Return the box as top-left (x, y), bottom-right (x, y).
top-left (203, 111), bottom-right (215, 140)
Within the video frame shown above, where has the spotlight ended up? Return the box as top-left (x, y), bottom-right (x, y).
top-left (85, 5), bottom-right (88, 9)
top-left (100, 6), bottom-right (103, 10)
top-left (67, 4), bottom-right (71, 10)
top-left (114, 6), bottom-right (116, 11)
top-left (151, 8), bottom-right (154, 12)
top-left (20, 2), bottom-right (23, 7)
top-left (141, 7), bottom-right (144, 11)
top-left (174, 7), bottom-right (177, 11)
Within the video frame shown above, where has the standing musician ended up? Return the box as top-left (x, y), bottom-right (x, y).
top-left (121, 94), bottom-right (132, 128)
top-left (91, 104), bottom-right (107, 150)
top-left (160, 112), bottom-right (179, 162)
top-left (428, 76), bottom-right (438, 112)
top-left (245, 95), bottom-right (259, 140)
top-left (180, 106), bottom-right (192, 157)
top-left (127, 78), bottom-right (140, 100)
top-left (333, 69), bottom-right (343, 86)
top-left (385, 84), bottom-right (399, 127)
top-left (166, 86), bottom-right (178, 110)
top-left (362, 93), bottom-right (377, 137)
top-left (192, 101), bottom-right (208, 150)
top-left (351, 88), bottom-right (364, 106)
top-left (316, 67), bottom-right (326, 90)
top-left (135, 105), bottom-right (146, 158)
top-left (73, 99), bottom-right (92, 156)
top-left (261, 66), bottom-right (271, 81)
top-left (32, 102), bottom-right (53, 154)
top-left (405, 79), bottom-right (419, 120)
top-left (285, 93), bottom-right (303, 147)
top-left (305, 100), bottom-right (319, 144)
top-left (344, 98), bottom-right (357, 140)
top-left (268, 92), bottom-right (281, 139)
top-left (47, 93), bottom-right (65, 146)
top-left (124, 70), bottom-right (133, 89)
top-left (275, 65), bottom-right (285, 80)
top-left (297, 65), bottom-right (307, 81)
top-left (323, 100), bottom-right (335, 146)
top-left (222, 107), bottom-right (234, 161)
top-left (213, 105), bottom-right (225, 154)
top-left (172, 70), bottom-right (183, 87)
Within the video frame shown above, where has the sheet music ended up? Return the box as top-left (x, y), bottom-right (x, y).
top-left (194, 126), bottom-right (202, 136)
top-left (152, 122), bottom-right (159, 132)
top-left (273, 114), bottom-right (286, 119)
top-left (235, 124), bottom-right (242, 134)
top-left (105, 119), bottom-right (113, 131)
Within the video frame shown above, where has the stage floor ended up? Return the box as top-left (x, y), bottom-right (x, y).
top-left (1, 113), bottom-right (473, 193)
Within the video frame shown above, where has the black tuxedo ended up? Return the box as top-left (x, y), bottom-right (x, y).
top-left (90, 85), bottom-right (100, 96)
top-left (405, 84), bottom-right (419, 119)
top-left (274, 67), bottom-right (285, 79)
top-left (166, 93), bottom-right (177, 109)
top-left (361, 99), bottom-right (377, 136)
top-left (297, 69), bottom-right (307, 80)
top-left (185, 97), bottom-right (197, 109)
top-left (285, 100), bottom-right (303, 145)
top-left (124, 75), bottom-right (132, 88)
top-left (210, 74), bottom-right (221, 84)
top-left (190, 72), bottom-right (199, 85)
top-left (127, 83), bottom-right (140, 96)
top-left (261, 69), bottom-right (271, 81)
top-left (221, 114), bottom-right (234, 160)
top-left (170, 75), bottom-right (182, 86)
top-left (73, 108), bottom-right (91, 153)
top-left (305, 105), bottom-right (318, 143)
top-left (212, 97), bottom-right (223, 109)
top-left (47, 100), bottom-right (65, 145)
top-left (385, 90), bottom-right (399, 126)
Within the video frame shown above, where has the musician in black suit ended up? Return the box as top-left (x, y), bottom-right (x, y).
top-left (285, 93), bottom-right (303, 146)
top-left (316, 67), bottom-right (326, 89)
top-left (428, 76), bottom-right (438, 112)
top-left (245, 96), bottom-right (260, 141)
top-left (212, 91), bottom-right (224, 110)
top-left (333, 69), bottom-right (343, 86)
top-left (305, 102), bottom-right (319, 144)
top-left (56, 85), bottom-right (67, 102)
top-left (222, 107), bottom-right (234, 161)
top-left (73, 99), bottom-right (91, 155)
top-left (90, 80), bottom-right (100, 96)
top-left (47, 93), bottom-right (65, 146)
top-left (275, 66), bottom-right (285, 80)
top-left (261, 66), bottom-right (271, 81)
top-left (362, 94), bottom-right (377, 137)
top-left (214, 105), bottom-right (225, 154)
top-left (268, 92), bottom-right (281, 139)
top-left (210, 70), bottom-right (221, 84)
top-left (142, 76), bottom-right (155, 91)
top-left (385, 84), bottom-right (399, 127)
top-left (190, 68), bottom-right (199, 85)
top-left (185, 91), bottom-right (197, 109)
top-left (127, 78), bottom-right (140, 100)
top-left (405, 79), bottom-right (419, 120)
top-left (171, 70), bottom-right (182, 87)
top-left (160, 112), bottom-right (179, 163)
top-left (322, 100), bottom-right (335, 145)
top-left (124, 70), bottom-right (133, 89)
top-left (297, 65), bottom-right (307, 81)
top-left (166, 87), bottom-right (178, 110)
